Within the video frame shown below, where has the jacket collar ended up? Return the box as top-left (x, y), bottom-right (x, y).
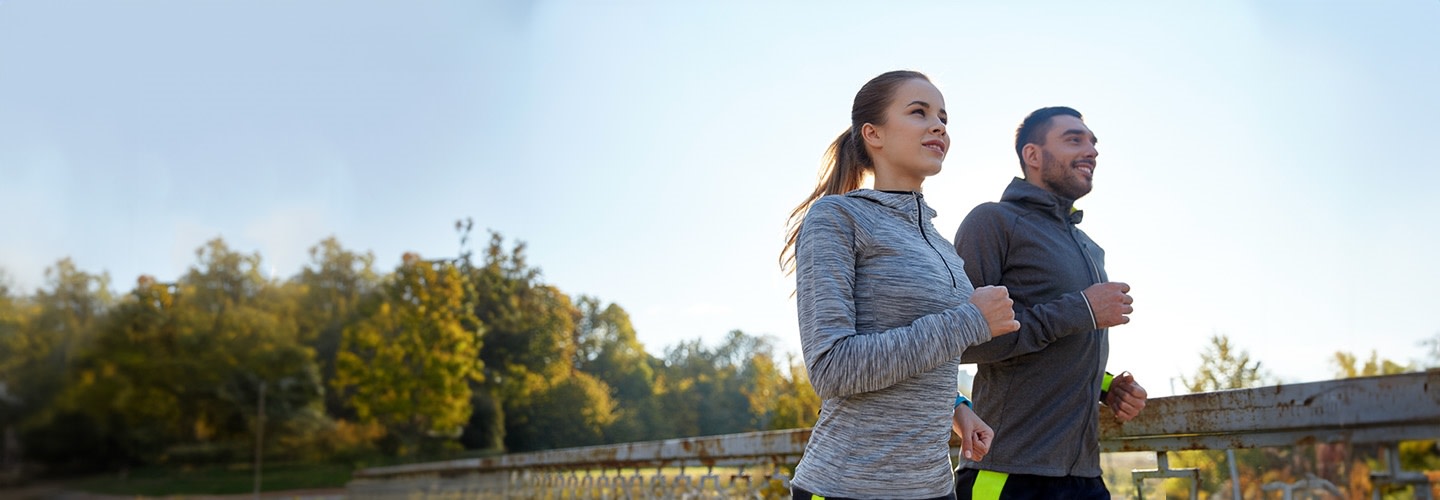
top-left (1001, 177), bottom-right (1084, 224)
top-left (847, 189), bottom-right (937, 221)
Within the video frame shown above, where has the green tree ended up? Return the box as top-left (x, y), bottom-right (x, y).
top-left (768, 355), bottom-right (821, 430)
top-left (0, 269), bottom-right (35, 462)
top-left (1422, 332), bottom-right (1440, 368)
top-left (572, 296), bottom-right (662, 442)
top-left (175, 239), bottom-right (323, 458)
top-left (43, 240), bottom-right (323, 465)
top-left (0, 269), bottom-right (31, 417)
top-left (1180, 333), bottom-right (1269, 393)
top-left (1332, 350), bottom-right (1412, 378)
top-left (499, 370), bottom-right (617, 451)
top-left (471, 233), bottom-right (571, 380)
top-left (654, 331), bottom-right (774, 438)
top-left (1332, 350), bottom-right (1432, 498)
top-left (17, 259), bottom-right (112, 412)
top-left (459, 231), bottom-right (592, 452)
top-left (3, 259), bottom-right (113, 466)
top-left (287, 237), bottom-right (379, 417)
top-left (333, 252), bottom-right (482, 455)
top-left (1171, 334), bottom-right (1282, 499)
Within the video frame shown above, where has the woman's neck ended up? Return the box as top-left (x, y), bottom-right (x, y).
top-left (872, 178), bottom-right (923, 193)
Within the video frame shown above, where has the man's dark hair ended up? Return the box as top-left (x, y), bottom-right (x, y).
top-left (1014, 106), bottom-right (1083, 174)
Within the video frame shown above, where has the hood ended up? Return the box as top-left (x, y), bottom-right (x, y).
top-left (1000, 177), bottom-right (1084, 224)
top-left (846, 189), bottom-right (938, 222)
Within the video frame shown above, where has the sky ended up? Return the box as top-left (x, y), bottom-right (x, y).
top-left (2, 1), bottom-right (1438, 397)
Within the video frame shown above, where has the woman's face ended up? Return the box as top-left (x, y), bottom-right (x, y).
top-left (863, 78), bottom-right (949, 190)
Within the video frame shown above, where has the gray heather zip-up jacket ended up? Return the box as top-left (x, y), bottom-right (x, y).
top-left (953, 177), bottom-right (1110, 477)
top-left (792, 189), bottom-right (993, 499)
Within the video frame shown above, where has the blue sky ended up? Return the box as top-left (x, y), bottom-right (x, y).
top-left (2, 1), bottom-right (1437, 395)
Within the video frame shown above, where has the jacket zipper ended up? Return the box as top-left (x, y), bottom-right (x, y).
top-left (914, 193), bottom-right (958, 288)
top-left (1070, 226), bottom-right (1101, 285)
top-left (1068, 218), bottom-right (1102, 474)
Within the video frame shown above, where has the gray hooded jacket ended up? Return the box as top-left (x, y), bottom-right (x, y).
top-left (792, 189), bottom-right (992, 498)
top-left (954, 177), bottom-right (1110, 477)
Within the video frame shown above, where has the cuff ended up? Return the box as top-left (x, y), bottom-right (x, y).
top-left (1080, 291), bottom-right (1098, 330)
top-left (954, 393), bottom-right (973, 409)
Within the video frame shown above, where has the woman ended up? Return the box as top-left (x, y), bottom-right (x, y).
top-left (779, 70), bottom-right (1020, 499)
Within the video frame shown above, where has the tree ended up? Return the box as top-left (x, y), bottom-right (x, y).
top-left (768, 355), bottom-right (821, 430)
top-left (458, 231), bottom-right (586, 452)
top-left (1180, 333), bottom-right (1269, 393)
top-left (0, 269), bottom-right (31, 419)
top-left (288, 237), bottom-right (379, 417)
top-left (41, 240), bottom-right (323, 465)
top-left (653, 331), bottom-right (775, 438)
top-left (0, 269), bottom-right (33, 463)
top-left (1172, 334), bottom-right (1282, 499)
top-left (1332, 350), bottom-right (1412, 379)
top-left (499, 370), bottom-right (617, 451)
top-left (333, 252), bottom-right (482, 455)
top-left (2, 259), bottom-right (113, 466)
top-left (1331, 349), bottom-right (1431, 497)
top-left (572, 297), bottom-right (661, 442)
top-left (1418, 332), bottom-right (1440, 369)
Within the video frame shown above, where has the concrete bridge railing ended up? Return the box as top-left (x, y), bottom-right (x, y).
top-left (347, 370), bottom-right (1440, 499)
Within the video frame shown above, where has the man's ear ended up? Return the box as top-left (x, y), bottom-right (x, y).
top-left (1021, 143), bottom-right (1042, 176)
top-left (860, 122), bottom-right (884, 150)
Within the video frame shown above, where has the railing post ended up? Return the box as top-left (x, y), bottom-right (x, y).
top-left (1262, 473), bottom-right (1343, 500)
top-left (1132, 451), bottom-right (1200, 500)
top-left (1370, 443), bottom-right (1435, 500)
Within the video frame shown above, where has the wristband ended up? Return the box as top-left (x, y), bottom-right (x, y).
top-left (1100, 371), bottom-right (1115, 402)
top-left (954, 394), bottom-right (973, 409)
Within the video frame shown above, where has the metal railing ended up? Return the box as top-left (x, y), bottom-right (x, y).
top-left (348, 371), bottom-right (1440, 499)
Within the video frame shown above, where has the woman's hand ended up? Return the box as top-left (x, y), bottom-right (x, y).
top-left (951, 403), bottom-right (994, 462)
top-left (969, 286), bottom-right (1020, 337)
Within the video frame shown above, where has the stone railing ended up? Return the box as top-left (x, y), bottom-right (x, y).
top-left (348, 371), bottom-right (1440, 499)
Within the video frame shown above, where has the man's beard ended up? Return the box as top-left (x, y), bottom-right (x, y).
top-left (1040, 150), bottom-right (1093, 201)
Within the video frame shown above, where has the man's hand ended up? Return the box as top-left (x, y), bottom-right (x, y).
top-left (1083, 282), bottom-right (1133, 328)
top-left (1104, 371), bottom-right (1147, 422)
top-left (952, 403), bottom-right (994, 461)
top-left (970, 286), bottom-right (1020, 337)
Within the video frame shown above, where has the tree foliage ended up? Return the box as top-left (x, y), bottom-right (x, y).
top-left (1332, 350), bottom-right (1413, 379)
top-left (0, 224), bottom-right (880, 469)
top-left (333, 252), bottom-right (481, 456)
top-left (289, 237), bottom-right (379, 418)
top-left (1180, 333), bottom-right (1269, 393)
top-left (28, 240), bottom-right (323, 466)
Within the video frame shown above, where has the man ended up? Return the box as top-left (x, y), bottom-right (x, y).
top-left (952, 106), bottom-right (1148, 499)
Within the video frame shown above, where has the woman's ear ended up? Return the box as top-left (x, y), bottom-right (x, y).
top-left (860, 122), bottom-right (884, 150)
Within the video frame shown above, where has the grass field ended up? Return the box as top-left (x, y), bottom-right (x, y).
top-left (66, 462), bottom-right (353, 496)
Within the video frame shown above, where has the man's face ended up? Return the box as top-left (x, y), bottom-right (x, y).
top-left (1033, 115), bottom-right (1099, 201)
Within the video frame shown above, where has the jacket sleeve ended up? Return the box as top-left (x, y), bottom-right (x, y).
top-left (952, 204), bottom-right (1095, 364)
top-left (797, 199), bottom-right (992, 400)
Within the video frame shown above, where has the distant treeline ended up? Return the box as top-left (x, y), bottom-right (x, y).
top-left (0, 220), bottom-right (821, 471)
